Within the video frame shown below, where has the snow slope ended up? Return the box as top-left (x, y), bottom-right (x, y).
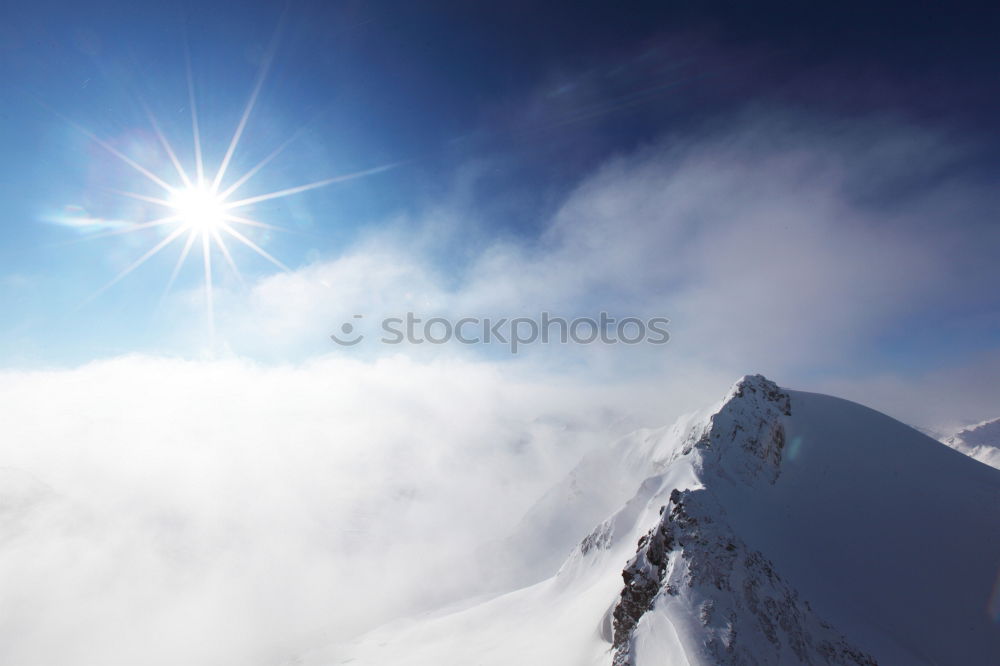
top-left (303, 376), bottom-right (1000, 665)
top-left (485, 411), bottom-right (705, 588)
top-left (943, 418), bottom-right (1000, 470)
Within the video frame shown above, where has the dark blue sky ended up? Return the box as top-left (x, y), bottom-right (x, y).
top-left (7, 0), bottom-right (999, 215)
top-left (0, 0), bottom-right (998, 365)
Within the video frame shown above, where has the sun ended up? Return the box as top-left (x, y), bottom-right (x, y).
top-left (66, 55), bottom-right (399, 342)
top-left (169, 186), bottom-right (227, 235)
top-left (59, 21), bottom-right (403, 346)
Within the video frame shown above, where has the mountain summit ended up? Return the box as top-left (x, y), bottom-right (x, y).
top-left (306, 375), bottom-right (1000, 665)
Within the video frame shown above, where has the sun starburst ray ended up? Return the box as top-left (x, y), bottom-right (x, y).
top-left (33, 92), bottom-right (177, 195)
top-left (223, 162), bottom-right (403, 209)
top-left (217, 105), bottom-right (332, 200)
top-left (185, 45), bottom-right (205, 186)
top-left (160, 230), bottom-right (199, 303)
top-left (141, 101), bottom-right (193, 189)
top-left (210, 14), bottom-right (285, 193)
top-left (74, 121), bottom-right (176, 193)
top-left (220, 222), bottom-right (290, 272)
top-left (217, 131), bottom-right (300, 200)
top-left (109, 189), bottom-right (175, 209)
top-left (74, 215), bottom-right (181, 242)
top-left (224, 213), bottom-right (287, 232)
top-left (212, 229), bottom-right (245, 286)
top-left (85, 225), bottom-right (188, 304)
top-left (54, 216), bottom-right (181, 247)
top-left (210, 70), bottom-right (268, 194)
top-left (201, 233), bottom-right (215, 339)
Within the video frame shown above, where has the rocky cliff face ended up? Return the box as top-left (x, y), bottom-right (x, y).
top-left (610, 376), bottom-right (876, 665)
top-left (611, 487), bottom-right (876, 666)
top-left (689, 374), bottom-right (791, 486)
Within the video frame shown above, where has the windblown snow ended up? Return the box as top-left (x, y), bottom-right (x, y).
top-left (944, 417), bottom-right (1000, 470)
top-left (303, 375), bottom-right (1000, 666)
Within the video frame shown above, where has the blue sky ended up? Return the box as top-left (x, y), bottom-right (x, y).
top-left (0, 0), bottom-right (998, 427)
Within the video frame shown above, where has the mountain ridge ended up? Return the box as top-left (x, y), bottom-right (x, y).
top-left (303, 375), bottom-right (1000, 666)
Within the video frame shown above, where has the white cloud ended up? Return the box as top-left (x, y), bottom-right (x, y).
top-left (0, 354), bottom-right (666, 665)
top-left (176, 113), bottom-right (1000, 427)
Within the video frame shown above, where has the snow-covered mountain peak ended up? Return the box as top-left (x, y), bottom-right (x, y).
top-left (565, 376), bottom-right (794, 570)
top-left (944, 417), bottom-right (1000, 469)
top-left (688, 374), bottom-right (791, 486)
top-left (724, 374), bottom-right (792, 411)
top-left (304, 376), bottom-right (1000, 666)
top-left (606, 378), bottom-right (879, 665)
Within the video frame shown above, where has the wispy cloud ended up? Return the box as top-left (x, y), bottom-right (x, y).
top-left (179, 112), bottom-right (1000, 428)
top-left (43, 205), bottom-right (134, 233)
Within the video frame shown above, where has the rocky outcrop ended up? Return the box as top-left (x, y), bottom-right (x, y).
top-left (691, 374), bottom-right (791, 486)
top-left (611, 376), bottom-right (876, 665)
top-left (612, 488), bottom-right (876, 666)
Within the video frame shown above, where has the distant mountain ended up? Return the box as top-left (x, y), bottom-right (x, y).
top-left (304, 376), bottom-right (1000, 665)
top-left (943, 418), bottom-right (1000, 470)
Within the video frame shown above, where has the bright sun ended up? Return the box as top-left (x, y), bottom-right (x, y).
top-left (69, 27), bottom-right (399, 341)
top-left (169, 186), bottom-right (227, 235)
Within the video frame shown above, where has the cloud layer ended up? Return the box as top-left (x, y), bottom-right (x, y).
top-left (0, 355), bottom-right (659, 666)
top-left (190, 113), bottom-right (998, 427)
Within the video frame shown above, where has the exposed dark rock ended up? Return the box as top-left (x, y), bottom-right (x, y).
top-left (611, 488), bottom-right (877, 666)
